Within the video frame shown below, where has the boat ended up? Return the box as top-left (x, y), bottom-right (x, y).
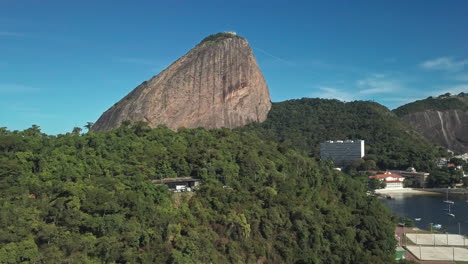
top-left (414, 218), bottom-right (421, 221)
top-left (446, 203), bottom-right (455, 217)
top-left (443, 188), bottom-right (454, 204)
top-left (433, 224), bottom-right (442, 229)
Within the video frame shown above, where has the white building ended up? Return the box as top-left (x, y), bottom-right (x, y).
top-left (455, 153), bottom-right (468, 162)
top-left (320, 140), bottom-right (365, 166)
top-left (437, 158), bottom-right (448, 168)
top-left (369, 172), bottom-right (405, 189)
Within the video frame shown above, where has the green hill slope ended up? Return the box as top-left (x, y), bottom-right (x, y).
top-left (394, 92), bottom-right (468, 117)
top-left (0, 125), bottom-right (395, 263)
top-left (244, 98), bottom-right (441, 171)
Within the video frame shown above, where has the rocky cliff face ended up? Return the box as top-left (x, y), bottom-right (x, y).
top-left (92, 33), bottom-right (271, 132)
top-left (396, 95), bottom-right (468, 154)
top-left (401, 109), bottom-right (468, 154)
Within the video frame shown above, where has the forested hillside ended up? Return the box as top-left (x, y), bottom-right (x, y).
top-left (0, 124), bottom-right (395, 263)
top-left (394, 92), bottom-right (468, 117)
top-left (244, 98), bottom-right (442, 171)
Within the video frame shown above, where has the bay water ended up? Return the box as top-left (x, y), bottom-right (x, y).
top-left (382, 191), bottom-right (468, 235)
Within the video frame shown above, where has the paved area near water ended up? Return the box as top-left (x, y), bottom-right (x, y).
top-left (406, 233), bottom-right (468, 246)
top-left (406, 246), bottom-right (468, 261)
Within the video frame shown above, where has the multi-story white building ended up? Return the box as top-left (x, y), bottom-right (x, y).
top-left (320, 140), bottom-right (365, 166)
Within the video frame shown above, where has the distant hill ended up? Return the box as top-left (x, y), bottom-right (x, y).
top-left (244, 98), bottom-right (441, 171)
top-left (394, 93), bottom-right (468, 154)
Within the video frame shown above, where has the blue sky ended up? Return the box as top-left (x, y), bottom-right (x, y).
top-left (1, 0), bottom-right (467, 134)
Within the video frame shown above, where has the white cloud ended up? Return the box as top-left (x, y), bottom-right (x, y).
top-left (309, 74), bottom-right (405, 105)
top-left (312, 86), bottom-right (354, 102)
top-left (435, 84), bottom-right (468, 96)
top-left (356, 74), bottom-right (401, 94)
top-left (420, 57), bottom-right (468, 71)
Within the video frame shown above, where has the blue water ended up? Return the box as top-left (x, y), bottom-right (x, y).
top-left (382, 192), bottom-right (468, 235)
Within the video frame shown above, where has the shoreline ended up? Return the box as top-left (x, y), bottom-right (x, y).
top-left (376, 187), bottom-right (468, 195)
top-left (422, 188), bottom-right (468, 195)
top-left (375, 188), bottom-right (440, 195)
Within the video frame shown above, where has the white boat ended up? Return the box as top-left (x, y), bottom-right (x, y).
top-left (414, 218), bottom-right (421, 221)
top-left (443, 188), bottom-right (454, 204)
top-left (433, 224), bottom-right (442, 229)
top-left (446, 203), bottom-right (455, 217)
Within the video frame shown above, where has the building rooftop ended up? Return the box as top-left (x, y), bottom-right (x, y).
top-left (370, 173), bottom-right (404, 179)
top-left (152, 177), bottom-right (200, 184)
top-left (324, 139), bottom-right (364, 143)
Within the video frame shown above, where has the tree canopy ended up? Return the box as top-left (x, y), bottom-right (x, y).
top-left (0, 124), bottom-right (396, 263)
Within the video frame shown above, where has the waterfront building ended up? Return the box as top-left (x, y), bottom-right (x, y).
top-left (389, 167), bottom-right (429, 188)
top-left (369, 172), bottom-right (405, 189)
top-left (320, 140), bottom-right (365, 166)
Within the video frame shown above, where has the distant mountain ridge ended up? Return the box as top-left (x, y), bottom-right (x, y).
top-left (92, 32), bottom-right (271, 132)
top-left (394, 93), bottom-right (468, 154)
top-left (394, 92), bottom-right (468, 117)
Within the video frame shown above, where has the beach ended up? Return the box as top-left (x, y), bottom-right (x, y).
top-left (375, 188), bottom-right (439, 195)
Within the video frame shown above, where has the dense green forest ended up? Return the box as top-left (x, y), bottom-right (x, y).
top-left (393, 92), bottom-right (468, 117)
top-left (244, 98), bottom-right (442, 171)
top-left (0, 124), bottom-right (396, 263)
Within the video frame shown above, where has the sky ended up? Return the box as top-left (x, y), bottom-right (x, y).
top-left (1, 0), bottom-right (468, 134)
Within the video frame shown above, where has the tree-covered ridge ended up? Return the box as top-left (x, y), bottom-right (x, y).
top-left (394, 92), bottom-right (468, 117)
top-left (199, 32), bottom-right (242, 45)
top-left (243, 98), bottom-right (441, 171)
top-left (0, 124), bottom-right (396, 263)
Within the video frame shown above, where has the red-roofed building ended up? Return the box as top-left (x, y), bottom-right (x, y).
top-left (369, 172), bottom-right (405, 189)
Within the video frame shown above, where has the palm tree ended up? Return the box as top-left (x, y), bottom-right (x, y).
top-left (84, 122), bottom-right (94, 132)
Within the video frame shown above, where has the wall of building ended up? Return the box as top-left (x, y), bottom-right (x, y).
top-left (385, 182), bottom-right (403, 189)
top-left (320, 140), bottom-right (365, 166)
